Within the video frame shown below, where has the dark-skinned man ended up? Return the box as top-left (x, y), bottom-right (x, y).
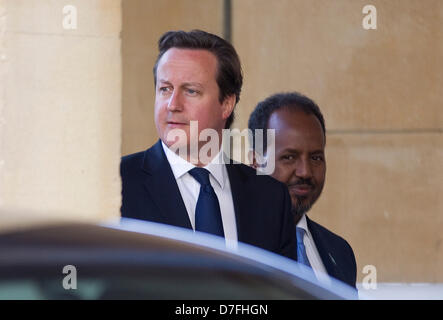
top-left (249, 92), bottom-right (357, 288)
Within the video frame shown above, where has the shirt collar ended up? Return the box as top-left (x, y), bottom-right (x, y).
top-left (295, 213), bottom-right (312, 240)
top-left (161, 141), bottom-right (227, 189)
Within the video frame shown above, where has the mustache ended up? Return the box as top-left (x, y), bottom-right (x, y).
top-left (287, 178), bottom-right (314, 188)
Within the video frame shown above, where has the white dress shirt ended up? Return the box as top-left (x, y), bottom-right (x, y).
top-left (297, 214), bottom-right (331, 285)
top-left (161, 141), bottom-right (238, 249)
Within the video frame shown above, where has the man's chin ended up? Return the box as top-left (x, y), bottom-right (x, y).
top-left (291, 198), bottom-right (312, 217)
top-left (162, 133), bottom-right (189, 149)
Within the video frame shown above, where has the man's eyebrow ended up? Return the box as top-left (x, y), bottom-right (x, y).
top-left (280, 148), bottom-right (324, 154)
top-left (157, 80), bottom-right (204, 88)
top-left (181, 82), bottom-right (204, 88)
top-left (280, 148), bottom-right (299, 154)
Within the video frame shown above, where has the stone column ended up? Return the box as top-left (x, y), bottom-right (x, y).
top-left (0, 0), bottom-right (122, 230)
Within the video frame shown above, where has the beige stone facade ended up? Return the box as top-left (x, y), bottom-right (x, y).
top-left (230, 0), bottom-right (443, 283)
top-left (0, 0), bottom-right (122, 227)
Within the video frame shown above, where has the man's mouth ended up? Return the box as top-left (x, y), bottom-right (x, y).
top-left (166, 121), bottom-right (187, 127)
top-left (289, 184), bottom-right (313, 197)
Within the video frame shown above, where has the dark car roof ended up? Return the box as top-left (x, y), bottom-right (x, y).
top-left (0, 219), bottom-right (359, 300)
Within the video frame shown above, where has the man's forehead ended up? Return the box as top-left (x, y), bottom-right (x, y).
top-left (269, 109), bottom-right (325, 148)
top-left (156, 48), bottom-right (217, 81)
top-left (159, 48), bottom-right (216, 66)
top-left (268, 109), bottom-right (320, 131)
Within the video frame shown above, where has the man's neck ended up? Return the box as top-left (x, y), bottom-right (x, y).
top-left (162, 140), bottom-right (224, 167)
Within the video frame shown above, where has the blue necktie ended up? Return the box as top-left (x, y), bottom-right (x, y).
top-left (188, 167), bottom-right (225, 238)
top-left (296, 227), bottom-right (311, 267)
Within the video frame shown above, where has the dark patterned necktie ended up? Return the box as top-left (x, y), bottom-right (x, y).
top-left (188, 167), bottom-right (225, 238)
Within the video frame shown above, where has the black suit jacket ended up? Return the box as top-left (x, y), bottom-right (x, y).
top-left (306, 216), bottom-right (357, 288)
top-left (121, 140), bottom-right (295, 259)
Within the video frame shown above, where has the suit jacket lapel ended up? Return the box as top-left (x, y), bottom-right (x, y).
top-left (141, 140), bottom-right (192, 229)
top-left (306, 216), bottom-right (345, 281)
top-left (225, 163), bottom-right (250, 243)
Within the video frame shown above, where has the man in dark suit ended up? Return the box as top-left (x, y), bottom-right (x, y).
top-left (248, 92), bottom-right (357, 287)
top-left (121, 30), bottom-right (295, 259)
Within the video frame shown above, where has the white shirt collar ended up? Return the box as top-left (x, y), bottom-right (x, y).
top-left (295, 213), bottom-right (312, 240)
top-left (161, 141), bottom-right (226, 189)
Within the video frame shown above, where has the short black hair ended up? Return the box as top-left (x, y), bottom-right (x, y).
top-left (248, 92), bottom-right (326, 152)
top-left (153, 29), bottom-right (243, 129)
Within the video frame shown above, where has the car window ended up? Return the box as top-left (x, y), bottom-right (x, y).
top-left (0, 268), bottom-right (314, 300)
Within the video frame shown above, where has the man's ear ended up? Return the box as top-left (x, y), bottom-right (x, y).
top-left (250, 150), bottom-right (268, 171)
top-left (248, 150), bottom-right (258, 169)
top-left (221, 94), bottom-right (236, 120)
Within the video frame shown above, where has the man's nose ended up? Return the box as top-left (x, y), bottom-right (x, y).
top-left (167, 91), bottom-right (183, 112)
top-left (295, 158), bottom-right (313, 179)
